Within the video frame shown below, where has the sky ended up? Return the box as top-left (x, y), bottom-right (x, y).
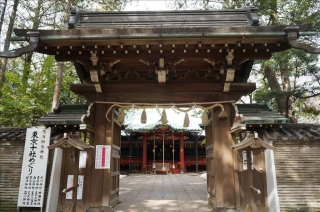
top-left (125, 108), bottom-right (202, 130)
top-left (124, 0), bottom-right (170, 11)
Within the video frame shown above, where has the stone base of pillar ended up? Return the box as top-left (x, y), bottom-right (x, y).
top-left (180, 168), bottom-right (184, 173)
top-left (86, 206), bottom-right (114, 212)
top-left (142, 168), bottom-right (146, 173)
top-left (212, 208), bottom-right (240, 212)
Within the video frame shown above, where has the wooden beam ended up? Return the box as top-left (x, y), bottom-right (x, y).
top-left (70, 82), bottom-right (256, 94)
top-left (54, 49), bottom-right (273, 62)
top-left (79, 124), bottom-right (96, 133)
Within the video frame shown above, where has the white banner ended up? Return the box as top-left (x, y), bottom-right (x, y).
top-left (65, 175), bottom-right (84, 200)
top-left (18, 127), bottom-right (51, 207)
top-left (95, 145), bottom-right (111, 169)
top-left (79, 151), bottom-right (87, 168)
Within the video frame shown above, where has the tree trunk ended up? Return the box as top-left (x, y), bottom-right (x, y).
top-left (21, 53), bottom-right (33, 91)
top-left (21, 0), bottom-right (43, 90)
top-left (51, 62), bottom-right (64, 111)
top-left (0, 0), bottom-right (19, 87)
top-left (50, 0), bottom-right (72, 111)
top-left (280, 67), bottom-right (296, 123)
top-left (0, 0), bottom-right (8, 33)
top-left (262, 65), bottom-right (287, 116)
top-left (64, 0), bottom-right (72, 25)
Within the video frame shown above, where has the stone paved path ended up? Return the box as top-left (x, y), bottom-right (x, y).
top-left (114, 173), bottom-right (212, 212)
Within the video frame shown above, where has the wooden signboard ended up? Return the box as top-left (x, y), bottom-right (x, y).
top-left (95, 145), bottom-right (111, 169)
top-left (66, 175), bottom-right (84, 200)
top-left (17, 127), bottom-right (51, 208)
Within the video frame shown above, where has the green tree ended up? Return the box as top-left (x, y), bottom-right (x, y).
top-left (172, 0), bottom-right (320, 123)
top-left (0, 0), bottom-right (19, 88)
top-left (0, 0), bottom-right (132, 126)
top-left (251, 0), bottom-right (320, 122)
top-left (0, 55), bottom-right (85, 126)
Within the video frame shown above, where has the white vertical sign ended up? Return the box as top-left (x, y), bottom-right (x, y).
top-left (242, 151), bottom-right (247, 170)
top-left (65, 175), bottom-right (84, 200)
top-left (18, 127), bottom-right (51, 207)
top-left (95, 145), bottom-right (111, 169)
top-left (242, 150), bottom-right (254, 170)
top-left (79, 151), bottom-right (87, 168)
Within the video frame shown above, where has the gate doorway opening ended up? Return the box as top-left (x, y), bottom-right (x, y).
top-left (119, 108), bottom-right (207, 175)
top-left (3, 5), bottom-right (317, 211)
top-left (114, 174), bottom-right (211, 211)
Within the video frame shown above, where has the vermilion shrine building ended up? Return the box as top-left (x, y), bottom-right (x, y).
top-left (1, 6), bottom-right (319, 212)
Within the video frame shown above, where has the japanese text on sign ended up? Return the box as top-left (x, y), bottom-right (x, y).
top-left (95, 145), bottom-right (111, 169)
top-left (18, 127), bottom-right (51, 208)
top-left (66, 175), bottom-right (84, 200)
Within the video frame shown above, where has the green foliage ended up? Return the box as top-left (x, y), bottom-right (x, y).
top-left (1, 0), bottom-right (130, 127)
top-left (301, 105), bottom-right (320, 116)
top-left (0, 55), bottom-right (82, 126)
top-left (257, 48), bottom-right (319, 120)
top-left (1, 0), bottom-right (319, 125)
top-left (201, 139), bottom-right (206, 145)
top-left (170, 0), bottom-right (320, 123)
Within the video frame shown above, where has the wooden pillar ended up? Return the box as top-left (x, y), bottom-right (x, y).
top-left (129, 134), bottom-right (132, 173)
top-left (205, 122), bottom-right (215, 207)
top-left (212, 103), bottom-right (238, 211)
top-left (232, 134), bottom-right (241, 209)
top-left (179, 134), bottom-right (185, 173)
top-left (88, 102), bottom-right (106, 207)
top-left (247, 150), bottom-right (254, 205)
top-left (142, 135), bottom-right (147, 173)
top-left (195, 136), bottom-right (198, 173)
top-left (86, 98), bottom-right (113, 212)
top-left (71, 150), bottom-right (80, 212)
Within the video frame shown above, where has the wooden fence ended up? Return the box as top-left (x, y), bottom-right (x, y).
top-left (0, 129), bottom-right (54, 212)
top-left (274, 140), bottom-right (320, 212)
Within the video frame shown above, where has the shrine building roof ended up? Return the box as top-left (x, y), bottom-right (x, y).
top-left (0, 127), bottom-right (60, 141)
top-left (266, 124), bottom-right (320, 142)
top-left (236, 104), bottom-right (289, 125)
top-left (66, 6), bottom-right (260, 29)
top-left (0, 7), bottom-right (319, 103)
top-left (124, 119), bottom-right (202, 132)
top-left (1, 104), bottom-right (319, 141)
top-left (38, 104), bottom-right (90, 126)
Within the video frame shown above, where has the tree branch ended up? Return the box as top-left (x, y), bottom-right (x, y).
top-left (297, 92), bottom-right (320, 99)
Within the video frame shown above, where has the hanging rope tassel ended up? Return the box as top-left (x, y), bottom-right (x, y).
top-left (161, 109), bottom-right (168, 124)
top-left (218, 109), bottom-right (228, 119)
top-left (183, 112), bottom-right (190, 127)
top-left (141, 109), bottom-right (147, 124)
top-left (201, 110), bottom-right (210, 126)
top-left (117, 108), bottom-right (125, 124)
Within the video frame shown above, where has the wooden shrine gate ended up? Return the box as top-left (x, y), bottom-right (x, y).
top-left (205, 104), bottom-right (238, 211)
top-left (84, 104), bottom-right (121, 211)
top-left (44, 105), bottom-right (121, 212)
top-left (109, 109), bottom-right (121, 207)
top-left (1, 5), bottom-right (319, 212)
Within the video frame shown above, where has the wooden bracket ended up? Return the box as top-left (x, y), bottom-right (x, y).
top-left (285, 26), bottom-right (320, 54)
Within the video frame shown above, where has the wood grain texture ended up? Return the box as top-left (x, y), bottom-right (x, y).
top-left (0, 139), bottom-right (54, 212)
top-left (274, 141), bottom-right (320, 212)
